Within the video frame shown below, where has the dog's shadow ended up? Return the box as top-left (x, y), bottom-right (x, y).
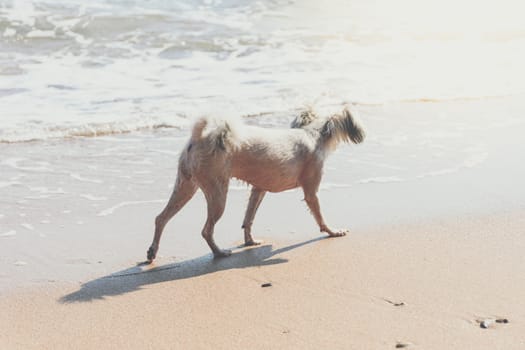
top-left (59, 237), bottom-right (324, 304)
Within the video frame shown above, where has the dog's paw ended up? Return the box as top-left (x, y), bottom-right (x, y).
top-left (244, 239), bottom-right (263, 247)
top-left (328, 229), bottom-right (348, 238)
top-left (213, 249), bottom-right (232, 258)
top-left (147, 245), bottom-right (158, 262)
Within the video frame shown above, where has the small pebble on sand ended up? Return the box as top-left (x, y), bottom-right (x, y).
top-left (480, 319), bottom-right (494, 329)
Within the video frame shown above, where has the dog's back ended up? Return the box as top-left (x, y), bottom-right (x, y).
top-left (181, 108), bottom-right (364, 192)
top-left (188, 107), bottom-right (365, 158)
top-left (184, 116), bottom-right (314, 192)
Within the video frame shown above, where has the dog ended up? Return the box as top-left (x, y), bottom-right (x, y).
top-left (147, 107), bottom-right (365, 262)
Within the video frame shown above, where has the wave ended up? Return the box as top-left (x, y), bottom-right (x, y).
top-left (1, 92), bottom-right (520, 144)
top-left (1, 0), bottom-right (524, 144)
top-left (0, 119), bottom-right (189, 143)
top-left (397, 95), bottom-right (518, 104)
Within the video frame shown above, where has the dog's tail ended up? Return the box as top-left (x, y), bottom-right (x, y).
top-left (190, 116), bottom-right (240, 153)
top-left (320, 108), bottom-right (365, 150)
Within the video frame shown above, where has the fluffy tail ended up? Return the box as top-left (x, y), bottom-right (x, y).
top-left (190, 116), bottom-right (240, 153)
top-left (320, 108), bottom-right (365, 150)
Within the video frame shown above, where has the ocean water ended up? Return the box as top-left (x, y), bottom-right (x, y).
top-left (2, 0), bottom-right (525, 290)
top-left (1, 0), bottom-right (524, 142)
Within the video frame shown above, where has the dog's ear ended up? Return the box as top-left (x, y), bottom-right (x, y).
top-left (321, 108), bottom-right (365, 147)
top-left (291, 110), bottom-right (318, 128)
top-left (216, 124), bottom-right (232, 151)
top-left (341, 108), bottom-right (365, 144)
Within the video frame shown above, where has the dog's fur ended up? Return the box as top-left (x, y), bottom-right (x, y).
top-left (147, 108), bottom-right (365, 261)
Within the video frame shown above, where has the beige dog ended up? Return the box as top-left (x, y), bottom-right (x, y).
top-left (147, 108), bottom-right (365, 262)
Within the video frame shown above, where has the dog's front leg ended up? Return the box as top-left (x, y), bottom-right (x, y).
top-left (303, 189), bottom-right (348, 238)
top-left (242, 187), bottom-right (266, 246)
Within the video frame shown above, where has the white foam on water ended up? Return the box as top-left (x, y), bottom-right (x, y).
top-left (29, 186), bottom-right (66, 194)
top-left (417, 146), bottom-right (489, 179)
top-left (3, 27), bottom-right (16, 37)
top-left (0, 181), bottom-right (20, 188)
top-left (349, 159), bottom-right (405, 171)
top-left (21, 223), bottom-right (34, 231)
top-left (24, 195), bottom-right (52, 200)
top-left (26, 30), bottom-right (56, 38)
top-left (0, 230), bottom-right (16, 237)
top-left (2, 158), bottom-right (52, 172)
top-left (320, 183), bottom-right (352, 190)
top-left (97, 199), bottom-right (165, 216)
top-left (463, 152), bottom-right (489, 168)
top-left (416, 168), bottom-right (459, 179)
top-left (0, 0), bottom-right (524, 142)
top-left (358, 176), bottom-right (404, 184)
top-left (69, 173), bottom-right (103, 184)
top-left (80, 194), bottom-right (108, 201)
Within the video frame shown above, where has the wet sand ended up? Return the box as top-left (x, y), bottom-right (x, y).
top-left (1, 210), bottom-right (525, 349)
top-left (1, 97), bottom-right (525, 348)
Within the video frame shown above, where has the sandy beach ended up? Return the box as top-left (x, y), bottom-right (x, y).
top-left (1, 0), bottom-right (525, 346)
top-left (1, 209), bottom-right (524, 349)
top-left (1, 96), bottom-right (525, 349)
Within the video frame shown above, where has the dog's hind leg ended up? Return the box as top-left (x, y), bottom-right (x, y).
top-left (147, 175), bottom-right (197, 262)
top-left (200, 179), bottom-right (232, 258)
top-left (302, 182), bottom-right (348, 238)
top-left (241, 187), bottom-right (266, 246)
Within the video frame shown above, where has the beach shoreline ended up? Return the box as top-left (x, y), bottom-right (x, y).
top-left (1, 209), bottom-right (524, 349)
top-left (2, 0), bottom-right (524, 347)
top-left (2, 96), bottom-right (525, 293)
top-left (1, 97), bottom-right (524, 348)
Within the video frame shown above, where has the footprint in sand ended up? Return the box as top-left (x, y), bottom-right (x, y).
top-left (395, 341), bottom-right (412, 348)
top-left (383, 298), bottom-right (405, 307)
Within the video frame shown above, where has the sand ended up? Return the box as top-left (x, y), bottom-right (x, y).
top-left (1, 209), bottom-right (524, 349)
top-left (2, 97), bottom-right (525, 348)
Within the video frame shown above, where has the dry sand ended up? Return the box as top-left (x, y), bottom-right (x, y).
top-left (1, 209), bottom-right (524, 349)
